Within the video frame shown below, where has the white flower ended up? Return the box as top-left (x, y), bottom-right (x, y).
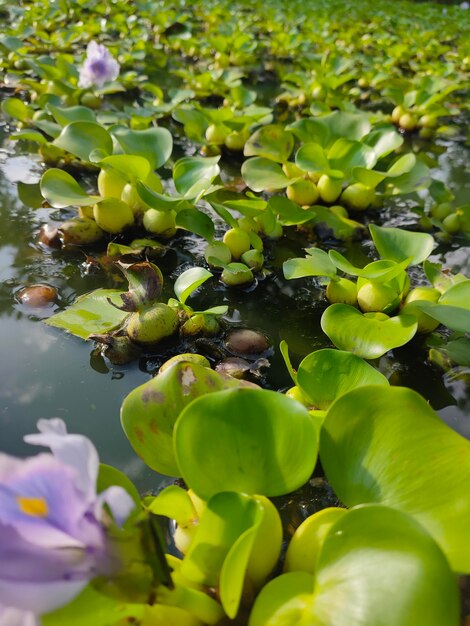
top-left (78, 41), bottom-right (120, 89)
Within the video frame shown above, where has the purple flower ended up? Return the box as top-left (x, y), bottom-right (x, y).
top-left (0, 419), bottom-right (135, 616)
top-left (78, 41), bottom-right (120, 89)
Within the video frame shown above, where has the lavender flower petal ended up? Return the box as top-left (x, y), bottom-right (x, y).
top-left (0, 605), bottom-right (39, 626)
top-left (78, 41), bottom-right (120, 89)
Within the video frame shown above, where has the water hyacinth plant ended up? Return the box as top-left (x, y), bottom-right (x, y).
top-left (1, 0), bottom-right (470, 623)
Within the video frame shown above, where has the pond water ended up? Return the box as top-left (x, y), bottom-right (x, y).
top-left (1, 120), bottom-right (469, 497)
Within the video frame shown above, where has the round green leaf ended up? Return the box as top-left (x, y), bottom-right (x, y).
top-left (112, 126), bottom-right (173, 169)
top-left (47, 104), bottom-right (96, 127)
top-left (121, 362), bottom-right (247, 476)
top-left (244, 124), bottom-right (294, 162)
top-left (297, 349), bottom-right (389, 410)
top-left (321, 305), bottom-right (418, 359)
top-left (1, 97), bottom-right (32, 122)
top-left (321, 386), bottom-right (470, 573)
top-left (241, 157), bottom-right (291, 192)
top-left (249, 505), bottom-right (459, 626)
top-left (53, 121), bottom-right (113, 161)
top-left (174, 388), bottom-right (318, 499)
top-left (369, 224), bottom-right (434, 265)
top-left (295, 143), bottom-right (328, 174)
top-left (40, 168), bottom-right (101, 208)
top-left (386, 153), bottom-right (416, 177)
top-left (97, 154), bottom-right (151, 183)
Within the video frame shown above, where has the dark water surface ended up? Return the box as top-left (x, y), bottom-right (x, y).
top-left (1, 122), bottom-right (469, 494)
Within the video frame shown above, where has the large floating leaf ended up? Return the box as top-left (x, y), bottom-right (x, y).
top-left (244, 124), bottom-right (294, 162)
top-left (53, 121), bottom-right (113, 161)
top-left (321, 305), bottom-right (417, 359)
top-left (241, 157), bottom-right (291, 192)
top-left (249, 504), bottom-right (459, 626)
top-left (327, 138), bottom-right (377, 173)
top-left (40, 169), bottom-right (101, 208)
top-left (96, 154), bottom-right (151, 183)
top-left (321, 386), bottom-right (470, 573)
top-left (174, 388), bottom-right (318, 499)
top-left (47, 104), bottom-right (96, 126)
top-left (121, 362), bottom-right (248, 476)
top-left (45, 290), bottom-right (127, 339)
top-left (112, 126), bottom-right (173, 169)
top-left (297, 348), bottom-right (388, 410)
top-left (295, 143), bottom-right (328, 174)
top-left (328, 251), bottom-right (410, 281)
top-left (369, 224), bottom-right (434, 265)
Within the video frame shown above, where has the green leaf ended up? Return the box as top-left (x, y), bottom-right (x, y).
top-left (17, 182), bottom-right (44, 209)
top-left (309, 206), bottom-right (365, 241)
top-left (287, 118), bottom-right (330, 146)
top-left (320, 111), bottom-right (371, 144)
top-left (175, 208), bottom-right (215, 241)
top-left (279, 340), bottom-right (297, 384)
top-left (327, 138), bottom-right (377, 173)
top-left (321, 305), bottom-right (418, 359)
top-left (40, 168), bottom-right (101, 208)
top-left (295, 143), bottom-right (328, 174)
top-left (414, 303), bottom-right (470, 333)
top-left (43, 585), bottom-right (144, 626)
top-left (386, 153), bottom-right (416, 177)
top-left (53, 121), bottom-right (113, 161)
top-left (174, 388), bottom-right (318, 499)
top-left (297, 348), bottom-right (389, 410)
top-left (363, 126), bottom-right (403, 158)
top-left (369, 224), bottom-right (434, 265)
top-left (96, 155), bottom-right (151, 183)
top-left (241, 157), bottom-right (291, 192)
top-left (321, 385), bottom-right (470, 573)
top-left (148, 485), bottom-right (198, 526)
top-left (121, 362), bottom-right (247, 476)
top-left (250, 505), bottom-right (459, 626)
top-left (329, 251), bottom-right (410, 281)
top-left (1, 97), bottom-right (32, 122)
top-left (386, 158), bottom-right (430, 195)
top-left (268, 196), bottom-right (316, 226)
top-left (244, 124), bottom-right (294, 163)
top-left (47, 104), bottom-right (96, 126)
top-left (173, 156), bottom-right (220, 197)
top-left (181, 492), bottom-right (260, 590)
top-left (351, 166), bottom-right (386, 188)
top-left (10, 129), bottom-right (48, 144)
top-left (439, 280), bottom-right (470, 310)
top-left (136, 180), bottom-right (192, 211)
top-left (283, 249), bottom-right (337, 280)
top-left (44, 289), bottom-right (127, 339)
top-left (174, 267), bottom-right (213, 305)
top-left (112, 126), bottom-right (173, 169)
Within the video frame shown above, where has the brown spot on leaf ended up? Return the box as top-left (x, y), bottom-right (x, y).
top-left (141, 388), bottom-right (165, 405)
top-left (134, 427), bottom-right (145, 443)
